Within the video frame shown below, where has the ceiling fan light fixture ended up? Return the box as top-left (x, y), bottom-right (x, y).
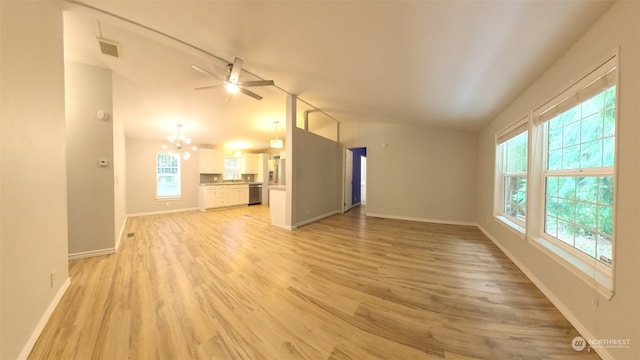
top-left (225, 82), bottom-right (240, 94)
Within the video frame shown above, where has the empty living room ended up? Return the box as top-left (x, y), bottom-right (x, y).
top-left (1, 1), bottom-right (638, 359)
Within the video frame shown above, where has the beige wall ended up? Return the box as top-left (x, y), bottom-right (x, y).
top-left (65, 61), bottom-right (115, 255)
top-left (476, 2), bottom-right (639, 358)
top-left (113, 78), bottom-right (127, 249)
top-left (0, 3), bottom-right (69, 359)
top-left (126, 138), bottom-right (200, 215)
top-left (292, 127), bottom-right (341, 226)
top-left (340, 121), bottom-right (478, 224)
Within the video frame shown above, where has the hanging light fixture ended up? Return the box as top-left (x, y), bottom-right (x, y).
top-left (162, 123), bottom-right (197, 160)
top-left (270, 121), bottom-right (283, 149)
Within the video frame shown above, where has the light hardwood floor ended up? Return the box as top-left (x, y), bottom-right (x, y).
top-left (29, 205), bottom-right (599, 359)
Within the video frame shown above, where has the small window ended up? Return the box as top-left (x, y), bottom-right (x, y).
top-left (156, 153), bottom-right (181, 199)
top-left (495, 117), bottom-right (528, 230)
top-left (223, 156), bottom-right (242, 181)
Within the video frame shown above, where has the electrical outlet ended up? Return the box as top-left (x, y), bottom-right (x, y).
top-left (50, 270), bottom-right (56, 288)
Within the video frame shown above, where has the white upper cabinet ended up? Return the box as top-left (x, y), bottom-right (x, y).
top-left (199, 149), bottom-right (225, 174)
top-left (241, 153), bottom-right (259, 174)
top-left (256, 153), bottom-right (266, 182)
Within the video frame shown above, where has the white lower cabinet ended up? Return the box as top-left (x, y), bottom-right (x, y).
top-left (200, 184), bottom-right (249, 210)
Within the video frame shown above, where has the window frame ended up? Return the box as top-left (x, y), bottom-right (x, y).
top-left (223, 155), bottom-right (242, 181)
top-left (529, 51), bottom-right (618, 299)
top-left (494, 116), bottom-right (529, 235)
top-left (156, 152), bottom-right (181, 200)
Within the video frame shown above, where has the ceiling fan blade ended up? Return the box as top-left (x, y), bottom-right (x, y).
top-left (239, 87), bottom-right (263, 100)
top-left (228, 57), bottom-right (243, 84)
top-left (238, 80), bottom-right (275, 87)
top-left (194, 85), bottom-right (221, 90)
top-left (190, 64), bottom-right (226, 82)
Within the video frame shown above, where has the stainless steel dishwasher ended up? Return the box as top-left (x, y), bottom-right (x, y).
top-left (248, 183), bottom-right (262, 205)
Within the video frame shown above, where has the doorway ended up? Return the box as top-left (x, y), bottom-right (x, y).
top-left (343, 147), bottom-right (367, 212)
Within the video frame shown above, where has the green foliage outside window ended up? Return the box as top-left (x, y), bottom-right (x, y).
top-left (544, 86), bottom-right (615, 265)
top-left (157, 153), bottom-right (180, 198)
top-left (503, 132), bottom-right (527, 222)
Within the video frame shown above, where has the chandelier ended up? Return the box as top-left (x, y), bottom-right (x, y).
top-left (270, 121), bottom-right (283, 148)
top-left (162, 123), bottom-right (197, 160)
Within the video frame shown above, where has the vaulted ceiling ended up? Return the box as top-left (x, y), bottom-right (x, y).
top-left (62, 0), bottom-right (614, 151)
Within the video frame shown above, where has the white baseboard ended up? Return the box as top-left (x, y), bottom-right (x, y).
top-left (477, 225), bottom-right (612, 360)
top-left (115, 215), bottom-right (128, 252)
top-left (127, 207), bottom-right (199, 217)
top-left (366, 212), bottom-right (477, 227)
top-left (271, 223), bottom-right (295, 231)
top-left (17, 277), bottom-right (71, 360)
top-left (295, 209), bottom-right (341, 228)
top-left (68, 247), bottom-right (115, 261)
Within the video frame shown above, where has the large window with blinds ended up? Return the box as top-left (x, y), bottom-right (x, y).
top-left (528, 53), bottom-right (618, 297)
top-left (536, 56), bottom-right (616, 268)
top-left (495, 117), bottom-right (528, 229)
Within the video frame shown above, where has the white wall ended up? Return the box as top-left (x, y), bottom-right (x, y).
top-left (340, 122), bottom-right (478, 224)
top-left (0, 3), bottom-right (69, 359)
top-left (126, 138), bottom-right (200, 215)
top-left (476, 2), bottom-right (639, 359)
top-left (65, 61), bottom-right (115, 256)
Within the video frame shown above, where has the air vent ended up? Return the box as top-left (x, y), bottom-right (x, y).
top-left (97, 38), bottom-right (121, 58)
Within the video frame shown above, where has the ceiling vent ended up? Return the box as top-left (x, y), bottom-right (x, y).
top-left (97, 38), bottom-right (121, 58)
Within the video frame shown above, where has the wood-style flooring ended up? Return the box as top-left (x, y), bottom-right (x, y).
top-left (28, 205), bottom-right (599, 359)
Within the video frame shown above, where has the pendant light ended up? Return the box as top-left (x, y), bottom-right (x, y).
top-left (270, 121), bottom-right (283, 149)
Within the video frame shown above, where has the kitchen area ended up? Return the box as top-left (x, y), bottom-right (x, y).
top-left (197, 148), bottom-right (286, 218)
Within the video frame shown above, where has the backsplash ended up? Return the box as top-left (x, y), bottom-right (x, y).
top-left (200, 174), bottom-right (221, 183)
top-left (200, 173), bottom-right (256, 183)
top-left (241, 174), bottom-right (256, 182)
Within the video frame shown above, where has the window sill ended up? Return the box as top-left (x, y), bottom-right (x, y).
top-left (528, 235), bottom-right (614, 300)
top-left (156, 196), bottom-right (181, 201)
top-left (495, 215), bottom-right (526, 239)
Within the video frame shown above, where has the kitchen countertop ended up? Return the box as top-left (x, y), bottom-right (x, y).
top-left (199, 182), bottom-right (263, 186)
top-left (269, 185), bottom-right (286, 191)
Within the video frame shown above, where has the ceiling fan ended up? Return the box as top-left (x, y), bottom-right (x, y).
top-left (190, 57), bottom-right (275, 100)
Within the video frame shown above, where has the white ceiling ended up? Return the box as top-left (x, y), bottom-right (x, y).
top-left (62, 0), bottom-right (614, 151)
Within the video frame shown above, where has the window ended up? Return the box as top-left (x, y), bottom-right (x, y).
top-left (495, 117), bottom-right (528, 230)
top-left (528, 53), bottom-right (617, 297)
top-left (541, 72), bottom-right (616, 267)
top-left (156, 153), bottom-right (181, 198)
top-left (223, 155), bottom-right (242, 181)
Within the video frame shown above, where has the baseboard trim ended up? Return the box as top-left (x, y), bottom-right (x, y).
top-left (17, 277), bottom-right (71, 360)
top-left (366, 212), bottom-right (477, 227)
top-left (295, 209), bottom-right (341, 228)
top-left (127, 207), bottom-right (199, 217)
top-left (271, 223), bottom-right (295, 231)
top-left (68, 247), bottom-right (115, 261)
top-left (477, 225), bottom-right (612, 360)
